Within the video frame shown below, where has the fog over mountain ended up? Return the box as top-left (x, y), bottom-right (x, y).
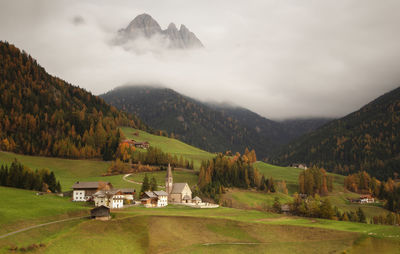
top-left (1, 0), bottom-right (400, 119)
top-left (115, 13), bottom-right (203, 50)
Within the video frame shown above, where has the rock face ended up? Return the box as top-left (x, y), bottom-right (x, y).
top-left (118, 13), bottom-right (203, 49)
top-left (123, 13), bottom-right (162, 38)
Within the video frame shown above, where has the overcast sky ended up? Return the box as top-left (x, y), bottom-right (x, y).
top-left (1, 0), bottom-right (400, 119)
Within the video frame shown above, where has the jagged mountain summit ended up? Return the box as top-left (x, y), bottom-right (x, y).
top-left (117, 13), bottom-right (203, 49)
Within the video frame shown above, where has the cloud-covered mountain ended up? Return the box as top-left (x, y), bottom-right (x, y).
top-left (100, 85), bottom-right (331, 159)
top-left (116, 13), bottom-right (203, 49)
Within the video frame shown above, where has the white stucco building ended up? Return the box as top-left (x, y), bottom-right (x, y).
top-left (72, 181), bottom-right (112, 202)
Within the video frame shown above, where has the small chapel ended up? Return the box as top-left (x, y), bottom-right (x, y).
top-left (165, 164), bottom-right (192, 203)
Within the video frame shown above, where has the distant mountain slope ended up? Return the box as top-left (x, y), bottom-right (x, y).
top-left (116, 13), bottom-right (203, 49)
top-left (0, 41), bottom-right (147, 160)
top-left (271, 87), bottom-right (400, 180)
top-left (100, 86), bottom-right (330, 159)
top-left (211, 104), bottom-right (331, 145)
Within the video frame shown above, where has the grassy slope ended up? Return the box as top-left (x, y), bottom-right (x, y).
top-left (1, 127), bottom-right (398, 253)
top-left (226, 162), bottom-right (391, 219)
top-left (3, 205), bottom-right (400, 253)
top-left (0, 152), bottom-right (141, 191)
top-left (120, 127), bottom-right (215, 169)
top-left (0, 187), bottom-right (88, 235)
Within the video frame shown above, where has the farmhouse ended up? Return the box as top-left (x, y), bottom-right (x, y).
top-left (90, 205), bottom-right (110, 220)
top-left (121, 139), bottom-right (136, 147)
top-left (120, 188), bottom-right (136, 203)
top-left (141, 190), bottom-right (168, 207)
top-left (72, 181), bottom-right (112, 202)
top-left (93, 189), bottom-right (124, 208)
top-left (165, 164), bottom-right (192, 203)
top-left (360, 195), bottom-right (375, 204)
top-left (134, 141), bottom-right (150, 149)
top-left (290, 163), bottom-right (308, 170)
top-left (349, 195), bottom-right (375, 204)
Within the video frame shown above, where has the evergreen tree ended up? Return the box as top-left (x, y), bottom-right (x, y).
top-left (357, 208), bottom-right (366, 223)
top-left (150, 176), bottom-right (158, 191)
top-left (140, 174), bottom-right (150, 197)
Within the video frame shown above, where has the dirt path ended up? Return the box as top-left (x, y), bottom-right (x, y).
top-left (202, 242), bottom-right (270, 246)
top-left (0, 216), bottom-right (88, 239)
top-left (122, 174), bottom-right (164, 188)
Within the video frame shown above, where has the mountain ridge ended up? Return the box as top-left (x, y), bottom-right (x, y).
top-left (271, 86), bottom-right (400, 180)
top-left (0, 41), bottom-right (148, 160)
top-left (100, 85), bottom-right (331, 159)
top-left (117, 13), bottom-right (203, 49)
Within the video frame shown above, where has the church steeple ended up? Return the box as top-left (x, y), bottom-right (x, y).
top-left (165, 163), bottom-right (173, 194)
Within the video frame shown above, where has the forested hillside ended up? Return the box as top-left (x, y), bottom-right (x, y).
top-left (272, 87), bottom-right (400, 180)
top-left (0, 41), bottom-right (147, 160)
top-left (101, 86), bottom-right (330, 159)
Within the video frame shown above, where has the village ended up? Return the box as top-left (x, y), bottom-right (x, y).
top-left (72, 163), bottom-right (218, 220)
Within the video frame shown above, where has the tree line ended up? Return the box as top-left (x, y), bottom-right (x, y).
top-left (116, 145), bottom-right (194, 169)
top-left (0, 41), bottom-right (147, 161)
top-left (344, 171), bottom-right (400, 213)
top-left (271, 87), bottom-right (400, 181)
top-left (198, 152), bottom-right (284, 202)
top-left (0, 159), bottom-right (61, 192)
top-left (298, 166), bottom-right (333, 196)
top-left (139, 174), bottom-right (158, 198)
top-left (289, 194), bottom-right (335, 219)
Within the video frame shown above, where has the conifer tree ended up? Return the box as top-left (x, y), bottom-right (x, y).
top-left (150, 176), bottom-right (158, 191)
top-left (140, 174), bottom-right (150, 197)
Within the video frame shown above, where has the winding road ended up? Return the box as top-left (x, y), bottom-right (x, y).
top-left (122, 174), bottom-right (164, 188)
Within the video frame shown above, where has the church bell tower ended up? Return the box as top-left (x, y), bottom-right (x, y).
top-left (165, 163), bottom-right (173, 194)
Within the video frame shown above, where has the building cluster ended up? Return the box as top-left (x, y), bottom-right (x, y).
top-left (139, 164), bottom-right (202, 207)
top-left (72, 181), bottom-right (135, 209)
top-left (72, 164), bottom-right (203, 211)
top-left (349, 194), bottom-right (375, 204)
top-left (121, 139), bottom-right (150, 149)
top-left (290, 163), bottom-right (308, 170)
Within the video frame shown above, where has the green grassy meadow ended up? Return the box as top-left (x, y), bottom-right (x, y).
top-left (1, 128), bottom-right (399, 253)
top-left (0, 187), bottom-right (89, 235)
top-left (2, 200), bottom-right (400, 254)
top-left (221, 189), bottom-right (293, 210)
top-left (120, 127), bottom-right (215, 169)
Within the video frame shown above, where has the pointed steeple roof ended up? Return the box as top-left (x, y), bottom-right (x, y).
top-left (166, 163), bottom-right (172, 179)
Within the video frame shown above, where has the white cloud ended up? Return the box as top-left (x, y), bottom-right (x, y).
top-left (0, 0), bottom-right (399, 119)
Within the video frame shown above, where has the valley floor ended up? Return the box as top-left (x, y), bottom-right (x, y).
top-left (1, 186), bottom-right (400, 254)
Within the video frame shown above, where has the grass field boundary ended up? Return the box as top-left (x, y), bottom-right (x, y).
top-left (0, 216), bottom-right (89, 240)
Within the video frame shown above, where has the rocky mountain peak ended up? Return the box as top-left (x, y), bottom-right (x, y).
top-left (118, 14), bottom-right (203, 49)
top-left (124, 13), bottom-right (162, 38)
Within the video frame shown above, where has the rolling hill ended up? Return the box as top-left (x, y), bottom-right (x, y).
top-left (271, 86), bottom-right (400, 180)
top-left (0, 41), bottom-right (147, 160)
top-left (100, 86), bottom-right (331, 159)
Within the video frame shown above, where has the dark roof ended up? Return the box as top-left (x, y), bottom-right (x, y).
top-left (91, 205), bottom-right (110, 217)
top-left (93, 189), bottom-right (123, 197)
top-left (154, 190), bottom-right (168, 196)
top-left (144, 191), bottom-right (157, 198)
top-left (135, 142), bottom-right (149, 145)
top-left (171, 183), bottom-right (189, 194)
top-left (72, 181), bottom-right (106, 189)
top-left (120, 188), bottom-right (136, 193)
